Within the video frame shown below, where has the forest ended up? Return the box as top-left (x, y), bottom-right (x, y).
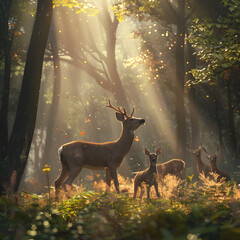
top-left (0, 0), bottom-right (240, 239)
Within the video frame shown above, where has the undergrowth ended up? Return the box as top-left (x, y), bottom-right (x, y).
top-left (1, 174), bottom-right (240, 240)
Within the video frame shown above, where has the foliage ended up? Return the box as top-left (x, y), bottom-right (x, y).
top-left (118, 0), bottom-right (169, 22)
top-left (1, 174), bottom-right (240, 239)
top-left (189, 0), bottom-right (240, 85)
top-left (53, 0), bottom-right (99, 15)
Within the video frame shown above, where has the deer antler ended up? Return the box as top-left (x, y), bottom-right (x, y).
top-left (106, 100), bottom-right (127, 116)
top-left (130, 107), bottom-right (135, 117)
top-left (106, 100), bottom-right (135, 118)
top-left (187, 143), bottom-right (202, 153)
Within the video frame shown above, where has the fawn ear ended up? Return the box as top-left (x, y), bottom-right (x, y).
top-left (116, 112), bottom-right (124, 121)
top-left (145, 148), bottom-right (150, 156)
top-left (156, 148), bottom-right (162, 155)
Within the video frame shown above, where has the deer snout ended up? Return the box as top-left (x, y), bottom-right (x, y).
top-left (140, 119), bottom-right (145, 124)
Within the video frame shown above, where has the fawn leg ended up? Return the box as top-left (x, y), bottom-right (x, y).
top-left (146, 185), bottom-right (150, 199)
top-left (140, 185), bottom-right (144, 199)
top-left (154, 182), bottom-right (160, 198)
top-left (133, 185), bottom-right (137, 198)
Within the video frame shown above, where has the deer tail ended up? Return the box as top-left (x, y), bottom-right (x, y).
top-left (182, 160), bottom-right (186, 168)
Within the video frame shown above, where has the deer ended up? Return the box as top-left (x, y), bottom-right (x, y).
top-left (55, 100), bottom-right (145, 195)
top-left (203, 146), bottom-right (231, 182)
top-left (190, 144), bottom-right (212, 178)
top-left (156, 158), bottom-right (185, 180)
top-left (133, 148), bottom-right (161, 199)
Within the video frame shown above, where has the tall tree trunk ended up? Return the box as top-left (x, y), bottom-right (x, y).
top-left (0, 38), bottom-right (11, 160)
top-left (225, 72), bottom-right (237, 161)
top-left (41, 19), bottom-right (61, 174)
top-left (1, 0), bottom-right (53, 193)
top-left (0, 1), bottom-right (13, 166)
top-left (102, 2), bottom-right (129, 108)
top-left (175, 0), bottom-right (187, 160)
top-left (59, 2), bottom-right (129, 109)
top-left (186, 42), bottom-right (200, 150)
top-left (214, 100), bottom-right (224, 167)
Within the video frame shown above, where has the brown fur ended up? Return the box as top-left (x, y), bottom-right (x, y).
top-left (192, 145), bottom-right (212, 178)
top-left (134, 148), bottom-right (161, 199)
top-left (203, 147), bottom-right (231, 182)
top-left (55, 101), bottom-right (145, 195)
top-left (157, 159), bottom-right (185, 180)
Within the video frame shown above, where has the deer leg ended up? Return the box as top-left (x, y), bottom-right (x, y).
top-left (109, 167), bottom-right (119, 193)
top-left (154, 182), bottom-right (160, 198)
top-left (106, 168), bottom-right (111, 191)
top-left (146, 185), bottom-right (150, 199)
top-left (63, 165), bottom-right (83, 188)
top-left (55, 162), bottom-right (69, 194)
top-left (133, 181), bottom-right (139, 198)
top-left (140, 184), bottom-right (144, 199)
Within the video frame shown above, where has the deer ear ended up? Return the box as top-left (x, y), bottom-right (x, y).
top-left (156, 148), bottom-right (162, 155)
top-left (202, 147), bottom-right (211, 159)
top-left (145, 148), bottom-right (150, 156)
top-left (116, 112), bottom-right (124, 121)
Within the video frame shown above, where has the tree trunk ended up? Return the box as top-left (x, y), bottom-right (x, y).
top-left (225, 73), bottom-right (237, 161)
top-left (0, 39), bottom-right (11, 161)
top-left (215, 101), bottom-right (223, 148)
top-left (0, 1), bottom-right (13, 166)
top-left (102, 4), bottom-right (129, 108)
top-left (175, 0), bottom-right (187, 160)
top-left (1, 0), bottom-right (53, 193)
top-left (41, 19), bottom-right (61, 173)
top-left (59, 3), bottom-right (129, 109)
top-left (186, 42), bottom-right (200, 150)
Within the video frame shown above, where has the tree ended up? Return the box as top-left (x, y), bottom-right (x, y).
top-left (189, 0), bottom-right (240, 162)
top-left (121, 0), bottom-right (188, 159)
top-left (51, 0), bottom-right (129, 108)
top-left (41, 16), bottom-right (61, 174)
top-left (0, 0), bottom-right (14, 165)
top-left (0, 0), bottom-right (53, 194)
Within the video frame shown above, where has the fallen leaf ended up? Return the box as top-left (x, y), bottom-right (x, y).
top-left (81, 130), bottom-right (85, 136)
top-left (135, 136), bottom-right (140, 142)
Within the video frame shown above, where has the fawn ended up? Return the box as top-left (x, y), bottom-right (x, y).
top-left (191, 144), bottom-right (212, 178)
top-left (133, 148), bottom-right (161, 199)
top-left (203, 146), bottom-right (231, 182)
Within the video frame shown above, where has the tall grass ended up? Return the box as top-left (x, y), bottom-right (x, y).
top-left (1, 173), bottom-right (240, 239)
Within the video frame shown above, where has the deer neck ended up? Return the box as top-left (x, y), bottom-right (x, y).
top-left (211, 161), bottom-right (217, 171)
top-left (115, 125), bottom-right (134, 156)
top-left (195, 156), bottom-right (204, 167)
top-left (148, 163), bottom-right (157, 173)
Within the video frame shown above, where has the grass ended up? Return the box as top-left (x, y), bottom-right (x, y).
top-left (1, 174), bottom-right (240, 240)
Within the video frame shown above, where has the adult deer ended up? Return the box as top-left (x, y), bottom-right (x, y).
top-left (190, 144), bottom-right (212, 178)
top-left (134, 148), bottom-right (161, 199)
top-left (157, 158), bottom-right (185, 180)
top-left (203, 146), bottom-right (231, 182)
top-left (55, 100), bottom-right (145, 194)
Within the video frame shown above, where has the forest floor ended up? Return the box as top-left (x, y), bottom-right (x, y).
top-left (1, 174), bottom-right (240, 240)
